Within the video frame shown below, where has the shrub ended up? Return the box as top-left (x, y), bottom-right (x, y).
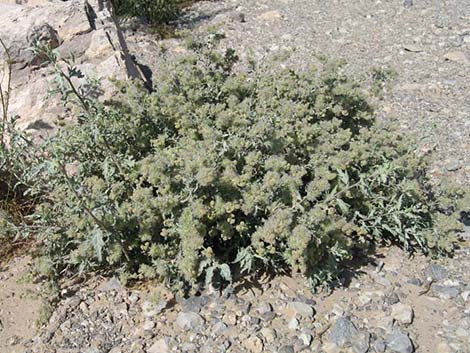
top-left (112, 0), bottom-right (180, 25)
top-left (27, 35), bottom-right (467, 293)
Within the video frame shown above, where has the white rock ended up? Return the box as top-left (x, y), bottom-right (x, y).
top-left (391, 303), bottom-right (414, 325)
top-left (285, 301), bottom-right (315, 319)
top-left (444, 51), bottom-right (468, 63)
top-left (299, 333), bottom-right (312, 346)
top-left (175, 312), bottom-right (205, 331)
top-left (257, 10), bottom-right (281, 21)
top-left (260, 327), bottom-right (277, 342)
top-left (142, 320), bottom-right (155, 331)
top-left (288, 318), bottom-right (299, 330)
top-left (243, 336), bottom-right (264, 353)
top-left (147, 338), bottom-right (169, 353)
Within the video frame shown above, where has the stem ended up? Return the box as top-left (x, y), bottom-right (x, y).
top-left (0, 37), bottom-right (12, 149)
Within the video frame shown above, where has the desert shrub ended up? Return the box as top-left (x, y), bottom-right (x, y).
top-left (112, 0), bottom-right (179, 25)
top-left (27, 35), bottom-right (467, 293)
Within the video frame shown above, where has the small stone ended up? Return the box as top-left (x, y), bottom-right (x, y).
top-left (278, 345), bottom-right (295, 353)
top-left (260, 327), bottom-right (277, 343)
top-left (129, 293), bottom-right (140, 303)
top-left (181, 343), bottom-right (197, 352)
top-left (222, 312), bottom-right (237, 326)
top-left (257, 10), bottom-right (282, 21)
top-left (403, 0), bottom-right (413, 7)
top-left (249, 315), bottom-right (261, 325)
top-left (108, 348), bottom-right (123, 353)
top-left (212, 321), bottom-right (228, 335)
top-left (288, 318), bottom-right (299, 330)
top-left (386, 293), bottom-right (400, 305)
top-left (461, 291), bottom-right (470, 301)
top-left (386, 329), bottom-right (414, 353)
top-left (436, 342), bottom-right (452, 353)
top-left (85, 28), bottom-right (113, 59)
top-left (147, 338), bottom-right (169, 353)
top-left (446, 160), bottom-right (461, 171)
top-left (175, 312), bottom-right (205, 331)
top-left (142, 300), bottom-right (167, 317)
top-left (299, 333), bottom-right (312, 346)
top-left (444, 51), bottom-right (468, 63)
top-left (98, 277), bottom-right (123, 292)
top-left (431, 284), bottom-right (460, 299)
top-left (444, 51), bottom-right (468, 64)
top-left (455, 327), bottom-right (467, 338)
top-left (142, 320), bottom-right (155, 331)
top-left (255, 303), bottom-right (272, 314)
top-left (358, 295), bottom-right (372, 306)
top-left (7, 336), bottom-right (20, 346)
top-left (391, 303), bottom-right (414, 325)
top-left (329, 317), bottom-right (359, 347)
top-left (372, 339), bottom-right (386, 352)
top-left (322, 342), bottom-right (341, 353)
top-left (243, 336), bottom-right (264, 353)
top-left (374, 276), bottom-right (392, 288)
top-left (182, 296), bottom-right (209, 313)
top-left (424, 264), bottom-right (448, 282)
top-left (353, 331), bottom-right (371, 353)
top-left (261, 311), bottom-right (276, 322)
top-left (376, 316), bottom-right (394, 334)
top-left (285, 301), bottom-right (315, 319)
top-left (406, 278), bottom-right (421, 286)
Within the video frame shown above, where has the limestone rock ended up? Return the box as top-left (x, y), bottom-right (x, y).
top-left (386, 329), bottom-right (414, 353)
top-left (285, 301), bottom-right (315, 319)
top-left (328, 316), bottom-right (359, 347)
top-left (147, 338), bottom-right (169, 353)
top-left (175, 312), bottom-right (205, 331)
top-left (391, 303), bottom-right (414, 325)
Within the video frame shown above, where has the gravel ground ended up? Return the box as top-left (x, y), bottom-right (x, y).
top-left (20, 244), bottom-right (470, 353)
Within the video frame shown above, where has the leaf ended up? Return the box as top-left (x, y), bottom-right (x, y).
top-left (219, 263), bottom-right (232, 283)
top-left (336, 198), bottom-right (350, 213)
top-left (205, 266), bottom-right (214, 287)
top-left (336, 168), bottom-right (349, 185)
top-left (90, 226), bottom-right (105, 262)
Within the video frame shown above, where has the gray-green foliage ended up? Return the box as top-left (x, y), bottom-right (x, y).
top-left (26, 36), bottom-right (467, 293)
top-left (112, 0), bottom-right (179, 25)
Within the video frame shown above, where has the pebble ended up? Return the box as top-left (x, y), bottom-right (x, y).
top-left (243, 336), bottom-right (264, 353)
top-left (386, 292), bottom-right (400, 305)
top-left (142, 301), bottom-right (167, 318)
top-left (142, 320), bottom-right (155, 331)
top-left (147, 337), bottom-right (169, 353)
top-left (386, 329), bottom-right (414, 353)
top-left (299, 332), bottom-right (312, 346)
top-left (182, 296), bottom-right (210, 313)
top-left (328, 316), bottom-right (359, 347)
top-left (278, 345), bottom-right (295, 353)
top-left (444, 51), bottom-right (468, 63)
top-left (431, 284), bottom-right (460, 300)
top-left (288, 318), bottom-right (299, 330)
top-left (424, 264), bottom-right (449, 282)
top-left (260, 327), bottom-right (277, 343)
top-left (175, 312), bottom-right (205, 331)
top-left (285, 301), bottom-right (315, 319)
top-left (372, 339), bottom-right (386, 352)
top-left (97, 277), bottom-right (123, 292)
top-left (391, 303), bottom-right (414, 325)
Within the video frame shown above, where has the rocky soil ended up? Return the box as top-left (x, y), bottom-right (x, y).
top-left (0, 0), bottom-right (469, 352)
